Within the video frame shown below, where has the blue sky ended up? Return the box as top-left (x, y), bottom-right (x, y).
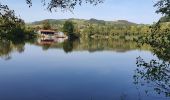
top-left (2, 0), bottom-right (162, 24)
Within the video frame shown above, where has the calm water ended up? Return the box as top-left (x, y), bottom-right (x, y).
top-left (0, 38), bottom-right (169, 100)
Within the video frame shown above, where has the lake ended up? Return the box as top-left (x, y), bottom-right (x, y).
top-left (0, 38), bottom-right (169, 100)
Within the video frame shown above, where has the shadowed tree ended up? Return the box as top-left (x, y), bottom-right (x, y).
top-left (0, 3), bottom-right (24, 33)
top-left (152, 0), bottom-right (170, 29)
top-left (154, 0), bottom-right (170, 16)
top-left (63, 21), bottom-right (74, 34)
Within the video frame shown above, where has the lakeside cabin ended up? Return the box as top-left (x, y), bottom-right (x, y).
top-left (38, 30), bottom-right (56, 37)
top-left (38, 30), bottom-right (67, 38)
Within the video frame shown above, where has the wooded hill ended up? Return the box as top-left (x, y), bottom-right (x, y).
top-left (30, 18), bottom-right (137, 26)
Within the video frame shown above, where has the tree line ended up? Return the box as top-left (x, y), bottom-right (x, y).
top-left (0, 0), bottom-right (170, 42)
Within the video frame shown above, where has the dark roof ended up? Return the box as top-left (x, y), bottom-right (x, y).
top-left (39, 30), bottom-right (55, 33)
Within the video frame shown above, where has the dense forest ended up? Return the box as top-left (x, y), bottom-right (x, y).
top-left (0, 0), bottom-right (170, 43)
top-left (28, 17), bottom-right (170, 41)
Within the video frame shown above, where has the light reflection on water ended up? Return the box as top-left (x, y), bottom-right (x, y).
top-left (0, 38), bottom-right (169, 100)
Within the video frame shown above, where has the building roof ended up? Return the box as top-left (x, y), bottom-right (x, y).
top-left (39, 30), bottom-right (56, 33)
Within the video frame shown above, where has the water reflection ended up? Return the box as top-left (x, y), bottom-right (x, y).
top-left (0, 37), bottom-right (152, 60)
top-left (37, 37), bottom-right (67, 45)
top-left (0, 39), bottom-right (25, 60)
top-left (35, 37), bottom-right (151, 53)
top-left (134, 44), bottom-right (170, 97)
top-left (0, 37), bottom-right (170, 100)
top-left (36, 37), bottom-right (67, 51)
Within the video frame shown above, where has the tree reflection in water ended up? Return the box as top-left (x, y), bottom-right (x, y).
top-left (0, 39), bottom-right (25, 60)
top-left (36, 37), bottom-right (152, 53)
top-left (63, 40), bottom-right (74, 53)
top-left (1, 37), bottom-right (152, 60)
top-left (0, 37), bottom-right (37, 60)
top-left (134, 46), bottom-right (170, 97)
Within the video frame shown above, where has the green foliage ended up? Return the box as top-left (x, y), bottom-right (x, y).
top-left (0, 37), bottom-right (36, 60)
top-left (0, 3), bottom-right (24, 30)
top-left (88, 18), bottom-right (105, 25)
top-left (81, 23), bottom-right (151, 40)
top-left (0, 0), bottom-right (103, 40)
top-left (36, 37), bottom-right (151, 53)
top-left (42, 20), bottom-right (51, 30)
top-left (63, 21), bottom-right (74, 34)
top-left (0, 2), bottom-right (35, 42)
top-left (26, 18), bottom-right (155, 42)
top-left (30, 18), bottom-right (170, 43)
top-left (134, 56), bottom-right (170, 97)
top-left (160, 16), bottom-right (170, 22)
top-left (140, 22), bottom-right (170, 46)
top-left (154, 0), bottom-right (170, 16)
top-left (31, 18), bottom-right (150, 40)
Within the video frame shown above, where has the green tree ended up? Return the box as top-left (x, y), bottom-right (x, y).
top-left (160, 16), bottom-right (170, 22)
top-left (0, 3), bottom-right (24, 34)
top-left (154, 0), bottom-right (170, 16)
top-left (63, 21), bottom-right (74, 34)
top-left (0, 0), bottom-right (103, 38)
top-left (42, 20), bottom-right (51, 30)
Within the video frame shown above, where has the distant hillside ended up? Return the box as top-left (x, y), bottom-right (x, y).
top-left (32, 19), bottom-right (66, 25)
top-left (113, 20), bottom-right (137, 25)
top-left (31, 18), bottom-right (137, 26)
